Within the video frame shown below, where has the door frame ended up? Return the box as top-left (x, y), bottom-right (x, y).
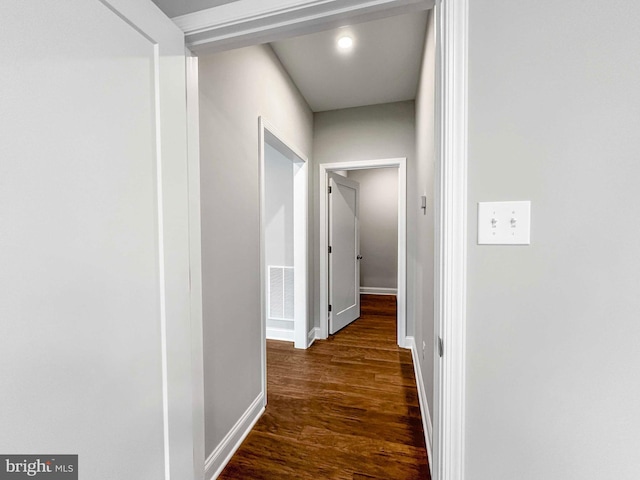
top-left (259, 117), bottom-right (309, 359)
top-left (183, 0), bottom-right (469, 478)
top-left (432, 1), bottom-right (467, 478)
top-left (319, 158), bottom-right (407, 347)
top-left (186, 52), bottom-right (206, 480)
top-left (175, 0), bottom-right (436, 53)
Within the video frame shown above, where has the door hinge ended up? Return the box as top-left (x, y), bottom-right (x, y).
top-left (328, 304), bottom-right (332, 312)
top-left (328, 186), bottom-right (332, 194)
top-left (438, 336), bottom-right (444, 358)
top-left (328, 246), bottom-right (332, 254)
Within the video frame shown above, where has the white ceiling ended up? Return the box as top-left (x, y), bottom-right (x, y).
top-left (150, 0), bottom-right (238, 19)
top-left (151, 2), bottom-right (429, 112)
top-left (270, 11), bottom-right (428, 112)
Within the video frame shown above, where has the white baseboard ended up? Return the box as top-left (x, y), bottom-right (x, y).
top-left (205, 392), bottom-right (265, 479)
top-left (307, 327), bottom-right (320, 347)
top-left (406, 336), bottom-right (433, 475)
top-left (360, 286), bottom-right (398, 295)
top-left (266, 326), bottom-right (294, 342)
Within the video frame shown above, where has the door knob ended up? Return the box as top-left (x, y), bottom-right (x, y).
top-left (357, 255), bottom-right (363, 260)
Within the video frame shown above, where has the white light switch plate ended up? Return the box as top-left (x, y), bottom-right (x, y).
top-left (478, 201), bottom-right (531, 245)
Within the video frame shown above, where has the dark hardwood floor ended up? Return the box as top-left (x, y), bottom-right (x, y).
top-left (219, 294), bottom-right (430, 480)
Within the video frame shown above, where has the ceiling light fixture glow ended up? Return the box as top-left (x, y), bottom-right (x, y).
top-left (337, 35), bottom-right (353, 50)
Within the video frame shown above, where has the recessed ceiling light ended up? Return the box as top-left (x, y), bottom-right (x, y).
top-left (337, 35), bottom-right (353, 51)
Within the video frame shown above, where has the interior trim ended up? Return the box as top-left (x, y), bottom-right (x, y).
top-left (205, 392), bottom-right (265, 479)
top-left (406, 336), bottom-right (433, 476)
top-left (318, 158), bottom-right (407, 348)
top-left (432, 0), bottom-right (468, 479)
top-left (172, 0), bottom-right (434, 53)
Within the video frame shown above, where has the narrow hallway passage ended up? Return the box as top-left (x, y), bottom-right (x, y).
top-left (219, 295), bottom-right (430, 479)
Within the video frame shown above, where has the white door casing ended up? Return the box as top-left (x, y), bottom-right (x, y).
top-left (259, 117), bottom-right (309, 356)
top-left (328, 173), bottom-right (361, 334)
top-left (433, 1), bottom-right (468, 479)
top-left (173, 0), bottom-right (435, 53)
top-left (186, 52), bottom-right (206, 480)
top-left (319, 159), bottom-right (407, 346)
top-left (173, 0), bottom-right (469, 478)
top-left (0, 1), bottom-right (200, 479)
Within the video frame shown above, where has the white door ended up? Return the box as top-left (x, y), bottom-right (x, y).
top-left (328, 173), bottom-right (361, 334)
top-left (0, 1), bottom-right (196, 479)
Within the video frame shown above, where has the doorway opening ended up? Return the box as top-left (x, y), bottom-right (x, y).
top-left (188, 1), bottom-right (461, 477)
top-left (319, 158), bottom-right (407, 347)
top-left (259, 117), bottom-right (309, 365)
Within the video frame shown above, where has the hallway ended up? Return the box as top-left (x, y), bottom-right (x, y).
top-left (219, 295), bottom-right (430, 479)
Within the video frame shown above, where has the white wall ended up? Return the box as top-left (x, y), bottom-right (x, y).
top-left (313, 101), bottom-right (416, 331)
top-left (465, 1), bottom-right (640, 479)
top-left (199, 44), bottom-right (313, 459)
top-left (413, 9), bottom-right (436, 426)
top-left (0, 1), bottom-right (196, 478)
top-left (347, 168), bottom-right (399, 290)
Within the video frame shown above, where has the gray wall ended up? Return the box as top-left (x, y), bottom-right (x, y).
top-left (347, 168), bottom-right (398, 290)
top-left (313, 101), bottom-right (416, 330)
top-left (199, 44), bottom-right (313, 457)
top-left (414, 9), bottom-right (436, 425)
top-left (466, 1), bottom-right (640, 479)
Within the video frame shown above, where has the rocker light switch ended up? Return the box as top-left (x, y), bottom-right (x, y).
top-left (478, 201), bottom-right (531, 245)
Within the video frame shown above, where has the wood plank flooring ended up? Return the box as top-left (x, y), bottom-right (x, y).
top-left (219, 295), bottom-right (430, 480)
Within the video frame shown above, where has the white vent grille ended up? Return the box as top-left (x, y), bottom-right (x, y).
top-left (268, 266), bottom-right (294, 320)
